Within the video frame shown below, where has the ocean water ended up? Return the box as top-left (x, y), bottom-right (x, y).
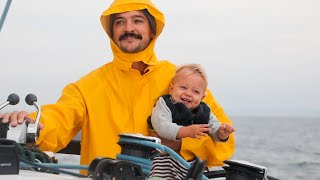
top-left (56, 116), bottom-right (320, 180)
top-left (231, 116), bottom-right (320, 180)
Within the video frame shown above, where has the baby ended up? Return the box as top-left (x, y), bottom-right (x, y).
top-left (149, 63), bottom-right (235, 142)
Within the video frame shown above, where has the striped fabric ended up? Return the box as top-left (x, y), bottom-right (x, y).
top-left (149, 154), bottom-right (193, 180)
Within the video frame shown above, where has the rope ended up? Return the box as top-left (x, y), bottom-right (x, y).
top-left (116, 154), bottom-right (153, 166)
top-left (20, 158), bottom-right (87, 177)
top-left (115, 153), bottom-right (153, 175)
top-left (12, 142), bottom-right (88, 177)
top-left (20, 162), bottom-right (88, 170)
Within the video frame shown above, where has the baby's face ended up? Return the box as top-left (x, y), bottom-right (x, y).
top-left (169, 69), bottom-right (206, 110)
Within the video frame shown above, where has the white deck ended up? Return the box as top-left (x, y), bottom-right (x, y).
top-left (1, 170), bottom-right (91, 180)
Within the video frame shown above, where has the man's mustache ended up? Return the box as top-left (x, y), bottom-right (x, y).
top-left (119, 32), bottom-right (142, 41)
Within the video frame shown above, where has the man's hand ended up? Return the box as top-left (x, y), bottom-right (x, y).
top-left (217, 123), bottom-right (235, 141)
top-left (0, 111), bottom-right (43, 129)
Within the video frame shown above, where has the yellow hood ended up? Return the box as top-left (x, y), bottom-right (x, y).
top-left (100, 0), bottom-right (165, 70)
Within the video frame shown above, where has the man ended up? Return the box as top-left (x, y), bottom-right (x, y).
top-left (0, 0), bottom-right (234, 168)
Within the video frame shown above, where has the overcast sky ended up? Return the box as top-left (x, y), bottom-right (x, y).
top-left (1, 0), bottom-right (319, 117)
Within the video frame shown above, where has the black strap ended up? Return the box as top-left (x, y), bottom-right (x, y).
top-left (0, 118), bottom-right (9, 138)
top-left (57, 140), bottom-right (81, 155)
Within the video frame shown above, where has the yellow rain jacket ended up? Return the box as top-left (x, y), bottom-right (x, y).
top-left (36, 0), bottom-right (234, 168)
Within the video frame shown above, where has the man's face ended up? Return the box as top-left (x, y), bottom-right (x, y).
top-left (112, 10), bottom-right (155, 53)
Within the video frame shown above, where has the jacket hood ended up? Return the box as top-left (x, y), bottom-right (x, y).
top-left (100, 0), bottom-right (165, 70)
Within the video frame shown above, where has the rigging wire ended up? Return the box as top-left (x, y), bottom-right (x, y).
top-left (0, 0), bottom-right (12, 31)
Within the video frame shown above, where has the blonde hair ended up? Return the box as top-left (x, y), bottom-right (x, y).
top-left (174, 63), bottom-right (208, 89)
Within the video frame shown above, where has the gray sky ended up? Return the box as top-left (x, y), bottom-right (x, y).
top-left (1, 0), bottom-right (319, 117)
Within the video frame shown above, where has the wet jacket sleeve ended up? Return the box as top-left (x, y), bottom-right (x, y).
top-left (35, 83), bottom-right (85, 152)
